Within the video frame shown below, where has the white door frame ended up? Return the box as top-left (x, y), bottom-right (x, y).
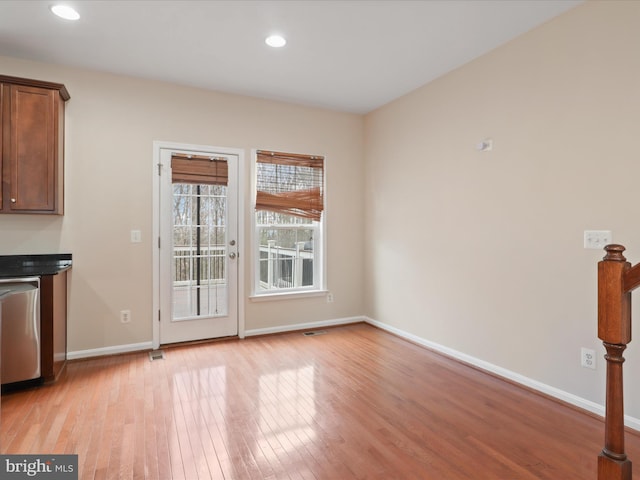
top-left (152, 140), bottom-right (245, 349)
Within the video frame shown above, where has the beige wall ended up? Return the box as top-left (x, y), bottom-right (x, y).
top-left (364, 0), bottom-right (640, 418)
top-left (0, 56), bottom-right (365, 351)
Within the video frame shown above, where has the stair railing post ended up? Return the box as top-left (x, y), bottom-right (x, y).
top-left (597, 244), bottom-right (632, 480)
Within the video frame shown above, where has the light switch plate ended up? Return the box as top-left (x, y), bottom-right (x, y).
top-left (130, 230), bottom-right (142, 243)
top-left (584, 230), bottom-right (611, 249)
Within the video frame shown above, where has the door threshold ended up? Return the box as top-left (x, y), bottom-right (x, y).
top-left (160, 335), bottom-right (240, 350)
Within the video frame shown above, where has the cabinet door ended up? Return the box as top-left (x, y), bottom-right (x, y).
top-left (9, 84), bottom-right (58, 212)
top-left (0, 83), bottom-right (4, 212)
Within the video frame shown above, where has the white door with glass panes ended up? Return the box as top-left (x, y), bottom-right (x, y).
top-left (158, 147), bottom-right (238, 344)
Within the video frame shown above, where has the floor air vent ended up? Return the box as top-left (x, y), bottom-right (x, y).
top-left (149, 350), bottom-right (165, 361)
top-left (303, 330), bottom-right (328, 337)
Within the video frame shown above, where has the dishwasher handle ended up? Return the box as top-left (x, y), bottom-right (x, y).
top-left (0, 277), bottom-right (40, 285)
top-left (0, 277), bottom-right (40, 300)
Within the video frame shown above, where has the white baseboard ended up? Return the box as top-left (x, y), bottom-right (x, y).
top-left (67, 341), bottom-right (153, 360)
top-left (244, 316), bottom-right (365, 337)
top-left (67, 316), bottom-right (364, 359)
top-left (364, 316), bottom-right (640, 432)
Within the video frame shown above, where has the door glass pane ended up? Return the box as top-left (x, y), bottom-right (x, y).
top-left (172, 182), bottom-right (228, 320)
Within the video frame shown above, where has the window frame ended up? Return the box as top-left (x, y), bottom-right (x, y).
top-left (250, 149), bottom-right (327, 300)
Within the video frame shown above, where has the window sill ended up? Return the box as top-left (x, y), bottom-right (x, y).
top-left (249, 290), bottom-right (329, 302)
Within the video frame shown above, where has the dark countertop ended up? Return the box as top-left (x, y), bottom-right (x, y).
top-left (0, 254), bottom-right (72, 278)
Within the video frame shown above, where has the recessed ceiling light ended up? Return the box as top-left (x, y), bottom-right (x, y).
top-left (265, 35), bottom-right (286, 48)
top-left (50, 5), bottom-right (80, 21)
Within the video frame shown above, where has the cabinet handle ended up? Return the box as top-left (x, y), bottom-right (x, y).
top-left (11, 198), bottom-right (16, 203)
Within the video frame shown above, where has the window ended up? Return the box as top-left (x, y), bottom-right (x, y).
top-left (253, 150), bottom-right (325, 296)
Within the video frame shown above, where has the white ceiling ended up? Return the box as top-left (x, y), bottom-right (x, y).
top-left (0, 0), bottom-right (582, 113)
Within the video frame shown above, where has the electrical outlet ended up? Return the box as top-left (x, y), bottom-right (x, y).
top-left (326, 293), bottom-right (334, 303)
top-left (581, 347), bottom-right (596, 370)
top-left (120, 309), bottom-right (131, 324)
top-left (584, 230), bottom-right (612, 249)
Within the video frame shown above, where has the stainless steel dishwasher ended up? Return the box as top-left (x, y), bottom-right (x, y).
top-left (0, 277), bottom-right (40, 385)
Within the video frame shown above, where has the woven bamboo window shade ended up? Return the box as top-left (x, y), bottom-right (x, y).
top-left (255, 150), bottom-right (324, 221)
top-left (171, 153), bottom-right (228, 186)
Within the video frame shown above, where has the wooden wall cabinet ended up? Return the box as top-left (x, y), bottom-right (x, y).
top-left (0, 75), bottom-right (70, 214)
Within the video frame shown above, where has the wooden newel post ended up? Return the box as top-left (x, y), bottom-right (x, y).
top-left (597, 244), bottom-right (632, 480)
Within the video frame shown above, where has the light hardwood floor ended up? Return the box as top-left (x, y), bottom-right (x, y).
top-left (1, 323), bottom-right (639, 479)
